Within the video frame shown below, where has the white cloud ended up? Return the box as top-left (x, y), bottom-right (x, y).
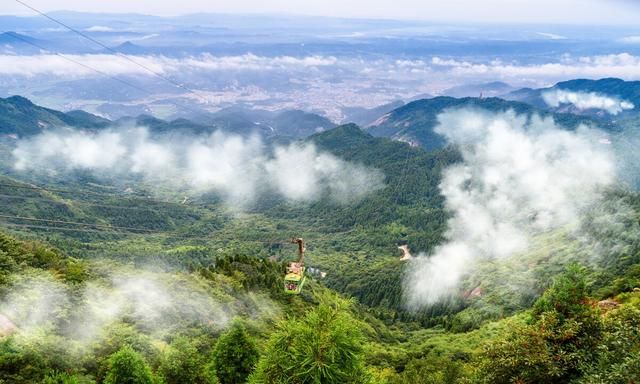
top-left (266, 143), bottom-right (381, 203)
top-left (0, 270), bottom-right (236, 344)
top-left (430, 53), bottom-right (640, 84)
top-left (542, 89), bottom-right (635, 114)
top-left (13, 130), bottom-right (127, 170)
top-left (405, 109), bottom-right (616, 306)
top-left (618, 36), bottom-right (640, 44)
top-left (536, 32), bottom-right (567, 40)
top-left (84, 25), bottom-right (115, 32)
top-left (12, 126), bottom-right (383, 206)
top-left (0, 53), bottom-right (338, 78)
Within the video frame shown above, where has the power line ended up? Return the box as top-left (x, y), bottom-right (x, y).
top-left (5, 31), bottom-right (152, 95)
top-left (0, 213), bottom-right (156, 233)
top-left (0, 222), bottom-right (133, 235)
top-left (14, 0), bottom-right (211, 103)
top-left (0, 181), bottom-right (136, 197)
top-left (0, 181), bottom-right (194, 207)
top-left (4, 31), bottom-right (212, 118)
top-left (0, 219), bottom-right (294, 245)
top-left (0, 193), bottom-right (160, 212)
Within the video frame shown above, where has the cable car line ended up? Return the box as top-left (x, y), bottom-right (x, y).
top-left (0, 213), bottom-right (157, 233)
top-left (0, 215), bottom-right (294, 245)
top-left (5, 31), bottom-right (152, 95)
top-left (4, 31), bottom-right (212, 118)
top-left (0, 193), bottom-right (161, 212)
top-left (14, 0), bottom-right (213, 104)
top-left (0, 181), bottom-right (203, 209)
top-left (0, 222), bottom-right (132, 235)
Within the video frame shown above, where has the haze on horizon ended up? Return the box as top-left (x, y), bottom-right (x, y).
top-left (2, 0), bottom-right (640, 25)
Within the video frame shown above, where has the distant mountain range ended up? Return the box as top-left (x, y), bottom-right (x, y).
top-left (4, 77), bottom-right (639, 148)
top-left (366, 96), bottom-right (613, 150)
top-left (0, 32), bottom-right (48, 54)
top-left (504, 78), bottom-right (640, 118)
top-left (0, 96), bottom-right (110, 136)
top-left (442, 81), bottom-right (516, 98)
top-left (0, 95), bottom-right (335, 139)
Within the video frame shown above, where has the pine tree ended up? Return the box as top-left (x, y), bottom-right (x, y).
top-left (248, 298), bottom-right (370, 384)
top-left (159, 337), bottom-right (217, 384)
top-left (104, 345), bottom-right (154, 384)
top-left (212, 321), bottom-right (259, 384)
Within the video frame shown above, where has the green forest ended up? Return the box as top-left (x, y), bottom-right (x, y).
top-left (0, 118), bottom-right (639, 384)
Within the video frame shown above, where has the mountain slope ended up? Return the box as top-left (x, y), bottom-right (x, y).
top-left (0, 96), bottom-right (332, 139)
top-left (504, 77), bottom-right (640, 116)
top-left (367, 96), bottom-right (613, 150)
top-left (270, 110), bottom-right (335, 137)
top-left (0, 96), bottom-right (110, 136)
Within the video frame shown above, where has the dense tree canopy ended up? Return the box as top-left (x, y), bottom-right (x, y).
top-left (104, 346), bottom-right (155, 384)
top-left (212, 321), bottom-right (259, 384)
top-left (249, 298), bottom-right (370, 384)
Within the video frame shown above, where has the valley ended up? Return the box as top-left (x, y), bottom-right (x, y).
top-left (2, 4), bottom-right (640, 382)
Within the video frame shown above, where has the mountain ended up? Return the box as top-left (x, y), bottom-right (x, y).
top-left (110, 41), bottom-right (148, 54)
top-left (0, 96), bottom-right (333, 139)
top-left (504, 78), bottom-right (640, 116)
top-left (192, 107), bottom-right (335, 138)
top-left (0, 96), bottom-right (110, 136)
top-left (0, 32), bottom-right (47, 54)
top-left (114, 114), bottom-right (215, 135)
top-left (342, 100), bottom-right (405, 127)
top-left (270, 110), bottom-right (335, 137)
top-left (367, 96), bottom-right (612, 150)
top-left (442, 81), bottom-right (515, 98)
top-left (0, 32), bottom-right (40, 45)
top-left (2, 109), bottom-right (640, 383)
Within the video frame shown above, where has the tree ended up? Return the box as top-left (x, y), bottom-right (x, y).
top-left (42, 371), bottom-right (83, 384)
top-left (478, 265), bottom-right (603, 384)
top-left (159, 337), bottom-right (217, 384)
top-left (212, 321), bottom-right (259, 384)
top-left (248, 298), bottom-right (370, 384)
top-left (104, 346), bottom-right (154, 384)
top-left (579, 306), bottom-right (640, 383)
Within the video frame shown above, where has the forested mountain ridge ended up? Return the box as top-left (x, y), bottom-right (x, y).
top-left (0, 96), bottom-right (335, 139)
top-left (0, 96), bottom-right (110, 136)
top-left (505, 77), bottom-right (640, 117)
top-left (1, 91), bottom-right (640, 382)
top-left (367, 96), bottom-right (615, 150)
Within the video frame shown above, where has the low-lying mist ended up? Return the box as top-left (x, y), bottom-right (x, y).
top-left (11, 127), bottom-right (384, 207)
top-left (405, 108), bottom-right (622, 307)
top-left (0, 265), bottom-right (276, 347)
top-left (542, 89), bottom-right (635, 114)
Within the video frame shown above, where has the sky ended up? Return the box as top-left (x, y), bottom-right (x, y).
top-left (2, 0), bottom-right (640, 24)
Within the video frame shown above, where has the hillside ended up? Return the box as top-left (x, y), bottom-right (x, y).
top-left (0, 96), bottom-right (110, 136)
top-left (367, 96), bottom-right (608, 150)
top-left (1, 98), bottom-right (640, 383)
top-left (505, 77), bottom-right (640, 117)
top-left (0, 96), bottom-right (335, 140)
top-left (194, 107), bottom-right (336, 138)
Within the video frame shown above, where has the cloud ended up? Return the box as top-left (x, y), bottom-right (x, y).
top-left (266, 143), bottom-right (381, 203)
top-left (9, 52), bottom-right (640, 86)
top-left (0, 269), bottom-right (251, 344)
top-left (0, 53), bottom-right (338, 78)
top-left (618, 35), bottom-right (640, 43)
top-left (430, 53), bottom-right (640, 84)
top-left (13, 130), bottom-right (128, 170)
top-left (12, 126), bottom-right (383, 206)
top-left (536, 32), bottom-right (567, 40)
top-left (85, 25), bottom-right (115, 32)
top-left (405, 109), bottom-right (616, 306)
top-left (542, 89), bottom-right (635, 114)
top-left (5, 51), bottom-right (640, 121)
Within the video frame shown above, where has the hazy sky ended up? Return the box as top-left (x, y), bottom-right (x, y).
top-left (2, 0), bottom-right (640, 24)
